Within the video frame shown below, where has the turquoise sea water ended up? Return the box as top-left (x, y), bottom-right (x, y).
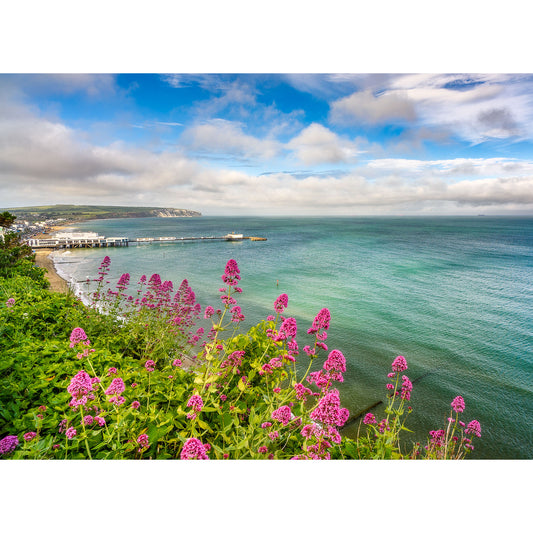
top-left (52, 216), bottom-right (533, 459)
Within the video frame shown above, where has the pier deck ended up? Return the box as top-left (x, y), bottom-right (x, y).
top-left (27, 233), bottom-right (266, 249)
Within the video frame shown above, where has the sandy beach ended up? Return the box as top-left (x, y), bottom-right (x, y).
top-left (32, 223), bottom-right (77, 294)
top-left (34, 249), bottom-right (70, 294)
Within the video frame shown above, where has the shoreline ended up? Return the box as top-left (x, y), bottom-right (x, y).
top-left (32, 222), bottom-right (79, 295)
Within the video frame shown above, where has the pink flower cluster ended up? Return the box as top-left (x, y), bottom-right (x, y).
top-left (274, 293), bottom-right (289, 314)
top-left (307, 349), bottom-right (347, 388)
top-left (220, 350), bottom-right (245, 369)
top-left (186, 394), bottom-right (204, 419)
top-left (137, 433), bottom-right (150, 453)
top-left (310, 389), bottom-right (349, 427)
top-left (180, 437), bottom-right (210, 460)
top-left (6, 297), bottom-right (15, 309)
top-left (271, 405), bottom-right (293, 426)
top-left (221, 259), bottom-right (241, 287)
top-left (67, 370), bottom-right (95, 409)
top-left (451, 395), bottom-right (465, 413)
top-left (391, 355), bottom-right (408, 373)
top-left (69, 327), bottom-right (90, 348)
top-left (105, 377), bottom-right (126, 405)
top-left (0, 435), bottom-right (19, 454)
top-left (145, 360), bottom-right (156, 372)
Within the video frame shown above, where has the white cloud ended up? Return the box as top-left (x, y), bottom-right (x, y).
top-left (181, 119), bottom-right (281, 159)
top-left (329, 89), bottom-right (417, 125)
top-left (287, 123), bottom-right (359, 165)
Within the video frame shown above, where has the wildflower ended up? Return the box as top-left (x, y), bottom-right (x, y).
top-left (267, 315), bottom-right (275, 321)
top-left (131, 401), bottom-right (140, 409)
top-left (105, 378), bottom-right (125, 396)
top-left (145, 360), bottom-right (156, 372)
top-left (451, 396), bottom-right (466, 413)
top-left (230, 305), bottom-right (245, 322)
top-left (386, 383), bottom-right (394, 390)
top-left (180, 438), bottom-right (210, 460)
top-left (107, 367), bottom-right (117, 376)
top-left (294, 383), bottom-right (312, 400)
top-left (66, 427), bottom-right (77, 440)
top-left (268, 431), bottom-right (279, 441)
top-left (465, 420), bottom-right (482, 438)
top-left (273, 387), bottom-right (281, 394)
top-left (324, 349), bottom-right (346, 373)
top-left (6, 298), bottom-right (15, 308)
top-left (69, 327), bottom-right (90, 348)
top-left (0, 435), bottom-right (19, 454)
top-left (310, 389), bottom-right (349, 427)
top-left (58, 419), bottom-right (67, 433)
top-left (377, 419), bottom-right (390, 434)
top-left (429, 429), bottom-right (446, 447)
top-left (221, 259), bottom-right (241, 287)
top-left (38, 405), bottom-right (46, 412)
top-left (94, 416), bottom-right (106, 427)
top-left (187, 394), bottom-right (204, 412)
top-left (391, 355), bottom-right (408, 373)
top-left (258, 446), bottom-right (269, 454)
top-left (137, 434), bottom-right (150, 451)
top-left (261, 422), bottom-right (272, 429)
top-left (83, 415), bottom-right (94, 426)
top-left (24, 432), bottom-right (37, 442)
top-left (301, 424), bottom-right (321, 439)
top-left (204, 306), bottom-right (215, 319)
top-left (67, 370), bottom-right (95, 408)
top-left (363, 413), bottom-right (377, 425)
top-left (275, 316), bottom-right (297, 342)
top-left (131, 383), bottom-right (138, 388)
top-left (274, 293), bottom-right (289, 313)
top-left (271, 405), bottom-right (292, 426)
top-left (307, 308), bottom-right (331, 335)
top-left (117, 273), bottom-right (130, 288)
top-left (401, 375), bottom-right (413, 401)
top-left (172, 359), bottom-right (183, 367)
top-left (220, 394), bottom-right (227, 402)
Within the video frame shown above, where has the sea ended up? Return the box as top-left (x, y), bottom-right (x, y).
top-left (50, 216), bottom-right (533, 459)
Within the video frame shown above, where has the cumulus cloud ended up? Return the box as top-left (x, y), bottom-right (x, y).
top-left (329, 89), bottom-right (417, 125)
top-left (287, 123), bottom-right (359, 165)
top-left (181, 119), bottom-right (281, 159)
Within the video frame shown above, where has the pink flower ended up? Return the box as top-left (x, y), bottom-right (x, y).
top-left (107, 367), bottom-right (117, 376)
top-left (172, 359), bottom-right (183, 367)
top-left (66, 427), bottom-right (77, 439)
top-left (258, 446), bottom-right (269, 454)
top-left (204, 306), bottom-right (215, 319)
top-left (180, 438), bottom-right (210, 460)
top-left (83, 415), bottom-right (94, 426)
top-left (221, 259), bottom-right (241, 286)
top-left (95, 416), bottom-right (106, 427)
top-left (401, 375), bottom-right (413, 401)
top-left (187, 394), bottom-right (204, 412)
top-left (0, 435), bottom-right (19, 454)
top-left (310, 389), bottom-right (349, 427)
top-left (294, 383), bottom-right (312, 400)
top-left (145, 360), bottom-right (156, 372)
top-left (271, 405), bottom-right (292, 426)
top-left (307, 308), bottom-right (331, 335)
top-left (6, 298), bottom-right (15, 308)
top-left (391, 355), bottom-right (408, 373)
top-left (131, 401), bottom-right (140, 409)
top-left (274, 293), bottom-right (289, 313)
top-left (69, 327), bottom-right (90, 348)
top-left (67, 370), bottom-right (95, 408)
top-left (451, 396), bottom-right (465, 413)
top-left (261, 422), bottom-right (272, 429)
top-left (363, 413), bottom-right (377, 425)
top-left (324, 349), bottom-right (346, 373)
top-left (24, 432), bottom-right (37, 442)
top-left (137, 433), bottom-right (150, 449)
top-left (465, 420), bottom-right (481, 438)
top-left (268, 431), bottom-right (279, 441)
top-left (105, 378), bottom-right (125, 396)
top-left (273, 387), bottom-right (281, 393)
top-left (117, 273), bottom-right (130, 287)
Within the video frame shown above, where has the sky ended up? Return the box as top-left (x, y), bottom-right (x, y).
top-left (1, 72), bottom-right (533, 216)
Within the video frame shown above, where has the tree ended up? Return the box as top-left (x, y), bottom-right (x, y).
top-left (0, 211), bottom-right (16, 228)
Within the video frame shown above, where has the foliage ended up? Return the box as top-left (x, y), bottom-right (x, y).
top-left (0, 255), bottom-right (482, 460)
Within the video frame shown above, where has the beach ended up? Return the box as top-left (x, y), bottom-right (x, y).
top-left (32, 223), bottom-right (76, 294)
top-left (34, 249), bottom-right (69, 294)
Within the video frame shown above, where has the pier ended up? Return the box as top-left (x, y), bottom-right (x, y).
top-left (26, 232), bottom-right (267, 249)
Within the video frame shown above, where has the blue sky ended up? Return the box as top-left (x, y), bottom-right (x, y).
top-left (2, 72), bottom-right (533, 215)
